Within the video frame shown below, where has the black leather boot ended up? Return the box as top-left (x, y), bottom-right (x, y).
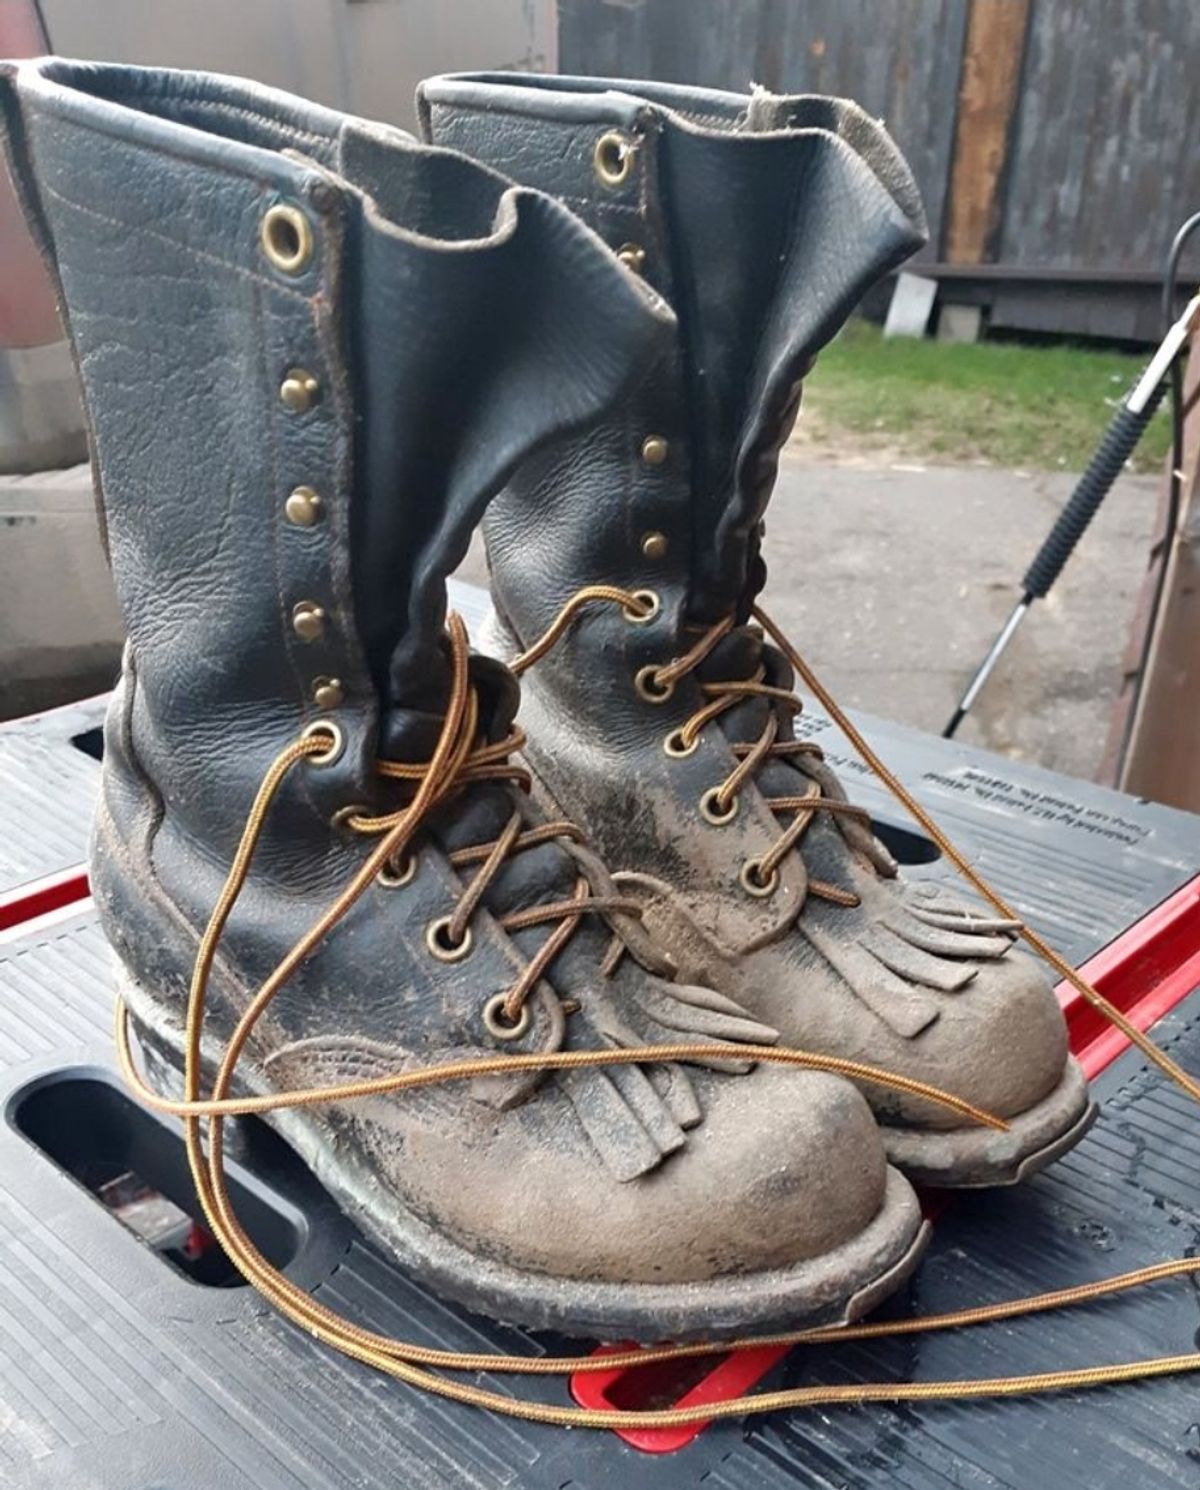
top-left (0, 57), bottom-right (931, 1338)
top-left (419, 72), bottom-right (1094, 1188)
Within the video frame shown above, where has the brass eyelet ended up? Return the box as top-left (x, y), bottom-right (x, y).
top-left (740, 858), bottom-right (780, 898)
top-left (426, 916), bottom-right (473, 963)
top-left (482, 992), bottom-right (532, 1041)
top-left (301, 719), bottom-right (344, 767)
top-left (699, 786), bottom-right (739, 826)
top-left (623, 588), bottom-right (661, 625)
top-left (593, 130), bottom-right (637, 188)
top-left (330, 801), bottom-right (370, 833)
top-left (634, 665), bottom-right (674, 703)
top-left (663, 727), bottom-right (699, 759)
top-left (260, 202), bottom-right (314, 275)
top-left (378, 851), bottom-right (417, 889)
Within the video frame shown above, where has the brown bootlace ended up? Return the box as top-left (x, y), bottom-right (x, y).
top-left (115, 609), bottom-right (1004, 1430)
top-left (518, 595), bottom-right (870, 903)
top-left (300, 582), bottom-right (1200, 1426)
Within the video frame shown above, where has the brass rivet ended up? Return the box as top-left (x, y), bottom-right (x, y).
top-left (641, 530), bottom-right (668, 560)
top-left (617, 242), bottom-right (647, 274)
top-left (593, 129), bottom-right (637, 188)
top-left (482, 992), bottom-right (532, 1041)
top-left (312, 676), bottom-right (344, 710)
top-left (285, 486), bottom-right (323, 526)
top-left (292, 601), bottom-right (326, 643)
top-left (641, 435), bottom-right (669, 467)
top-left (280, 368), bottom-right (320, 413)
top-left (260, 202), bottom-right (314, 275)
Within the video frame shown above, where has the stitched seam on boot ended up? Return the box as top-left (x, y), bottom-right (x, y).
top-left (35, 176), bottom-right (317, 302)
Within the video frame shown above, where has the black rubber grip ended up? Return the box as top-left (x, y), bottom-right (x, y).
top-left (1021, 381), bottom-right (1167, 599)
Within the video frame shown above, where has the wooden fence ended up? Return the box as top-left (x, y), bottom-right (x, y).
top-left (559, 0), bottom-right (1200, 340)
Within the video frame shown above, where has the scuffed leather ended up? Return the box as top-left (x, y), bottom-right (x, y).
top-left (420, 74), bottom-right (1082, 1152)
top-left (0, 59), bottom-right (909, 1301)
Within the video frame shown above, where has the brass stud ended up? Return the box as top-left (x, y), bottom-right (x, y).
top-left (300, 719), bottom-right (344, 767)
top-left (699, 786), bottom-right (739, 826)
top-left (426, 916), bottom-right (473, 964)
top-left (292, 601), bottom-right (326, 643)
top-left (482, 992), bottom-right (532, 1041)
top-left (285, 486), bottom-right (323, 526)
top-left (740, 858), bottom-right (780, 898)
top-left (622, 588), bottom-right (660, 625)
top-left (641, 530), bottom-right (668, 561)
top-left (617, 242), bottom-right (647, 274)
top-left (634, 665), bottom-right (674, 703)
top-left (641, 435), bottom-right (669, 467)
top-left (593, 130), bottom-right (637, 188)
top-left (312, 676), bottom-right (344, 710)
top-left (280, 368), bottom-right (320, 414)
top-left (260, 202), bottom-right (314, 275)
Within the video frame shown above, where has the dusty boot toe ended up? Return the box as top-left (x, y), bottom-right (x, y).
top-left (294, 1058), bottom-right (927, 1339)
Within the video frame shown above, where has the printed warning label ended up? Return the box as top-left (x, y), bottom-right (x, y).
top-left (919, 768), bottom-right (1151, 846)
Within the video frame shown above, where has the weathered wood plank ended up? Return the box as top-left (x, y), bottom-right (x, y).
top-left (559, 0), bottom-right (968, 257)
top-left (944, 0), bottom-right (1031, 264)
top-left (999, 0), bottom-right (1200, 273)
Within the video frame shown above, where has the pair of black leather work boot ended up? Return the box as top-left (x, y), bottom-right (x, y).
top-left (0, 57), bottom-right (1091, 1342)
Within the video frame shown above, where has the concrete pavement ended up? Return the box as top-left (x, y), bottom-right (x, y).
top-left (455, 452), bottom-right (1160, 782)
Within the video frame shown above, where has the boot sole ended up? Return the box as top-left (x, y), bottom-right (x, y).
top-left (879, 1056), bottom-right (1095, 1188)
top-left (120, 967), bottom-right (931, 1343)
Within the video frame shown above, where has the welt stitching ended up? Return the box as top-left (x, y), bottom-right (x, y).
top-left (558, 191), bottom-right (640, 218)
top-left (163, 96), bottom-right (333, 154)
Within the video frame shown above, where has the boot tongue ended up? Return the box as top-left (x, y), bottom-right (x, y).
top-left (380, 652), bottom-right (601, 960)
top-left (700, 625), bottom-right (893, 887)
top-left (698, 623), bottom-right (833, 817)
top-left (328, 120), bottom-right (673, 706)
top-left (377, 648), bottom-right (519, 763)
top-left (696, 625), bottom-right (804, 800)
top-left (652, 96), bottom-right (926, 617)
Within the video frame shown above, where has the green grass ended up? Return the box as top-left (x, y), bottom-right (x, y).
top-left (796, 320), bottom-right (1172, 473)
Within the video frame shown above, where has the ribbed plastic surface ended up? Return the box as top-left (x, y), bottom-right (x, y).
top-left (0, 694), bottom-right (106, 896)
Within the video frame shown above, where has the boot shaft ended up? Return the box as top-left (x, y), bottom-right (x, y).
top-left (0, 59), bottom-right (672, 867)
top-left (418, 72), bottom-right (926, 631)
